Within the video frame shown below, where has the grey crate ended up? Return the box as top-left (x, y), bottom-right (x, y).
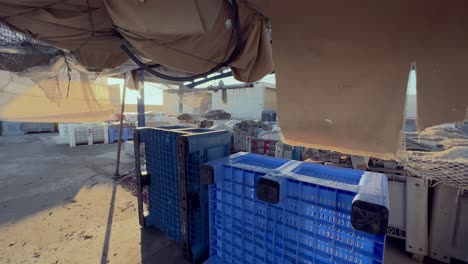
top-left (429, 184), bottom-right (468, 263)
top-left (1, 121), bottom-right (24, 136)
top-left (23, 122), bottom-right (54, 133)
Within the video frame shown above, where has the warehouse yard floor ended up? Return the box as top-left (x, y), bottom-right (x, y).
top-left (0, 133), bottom-right (425, 264)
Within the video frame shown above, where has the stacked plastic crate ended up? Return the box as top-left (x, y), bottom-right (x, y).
top-left (59, 123), bottom-right (72, 142)
top-left (201, 152), bottom-right (389, 264)
top-left (23, 122), bottom-right (54, 133)
top-left (275, 141), bottom-right (304, 160)
top-left (68, 124), bottom-right (109, 147)
top-left (1, 121), bottom-right (23, 136)
top-left (108, 124), bottom-right (135, 143)
top-left (246, 136), bottom-right (278, 156)
top-left (134, 126), bottom-right (231, 263)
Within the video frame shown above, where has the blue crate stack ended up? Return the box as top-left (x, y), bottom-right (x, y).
top-left (178, 128), bottom-right (232, 262)
top-left (140, 126), bottom-right (187, 238)
top-left (135, 126), bottom-right (230, 263)
top-left (109, 127), bottom-right (135, 143)
top-left (202, 152), bottom-right (389, 264)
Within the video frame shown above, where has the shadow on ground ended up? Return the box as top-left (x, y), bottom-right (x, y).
top-left (0, 133), bottom-right (132, 225)
top-left (139, 228), bottom-right (189, 264)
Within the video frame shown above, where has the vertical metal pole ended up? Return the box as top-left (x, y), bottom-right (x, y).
top-left (137, 69), bottom-right (145, 127)
top-left (114, 73), bottom-right (128, 177)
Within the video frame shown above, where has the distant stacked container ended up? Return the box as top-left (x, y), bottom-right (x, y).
top-left (1, 121), bottom-right (23, 136)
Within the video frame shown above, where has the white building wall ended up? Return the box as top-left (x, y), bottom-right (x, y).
top-left (211, 83), bottom-right (266, 120)
top-left (162, 93), bottom-right (179, 116)
top-left (162, 92), bottom-right (196, 116)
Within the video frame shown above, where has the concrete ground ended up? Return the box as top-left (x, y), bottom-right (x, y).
top-left (0, 133), bottom-right (187, 264)
top-left (0, 133), bottom-right (425, 264)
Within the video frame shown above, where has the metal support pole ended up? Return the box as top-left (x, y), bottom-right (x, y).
top-left (114, 73), bottom-right (128, 177)
top-left (137, 69), bottom-right (145, 127)
top-left (167, 82), bottom-right (256, 93)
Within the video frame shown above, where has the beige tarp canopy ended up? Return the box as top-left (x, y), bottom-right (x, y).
top-left (0, 0), bottom-right (273, 81)
top-left (248, 0), bottom-right (468, 158)
top-left (0, 70), bottom-right (118, 123)
top-left (0, 0), bottom-right (467, 159)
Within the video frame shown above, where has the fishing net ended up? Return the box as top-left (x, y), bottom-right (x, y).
top-left (0, 22), bottom-right (79, 103)
top-left (0, 23), bottom-right (60, 73)
top-left (0, 24), bottom-right (121, 122)
top-left (397, 121), bottom-right (468, 189)
top-left (0, 22), bottom-right (173, 104)
top-left (274, 119), bottom-right (468, 190)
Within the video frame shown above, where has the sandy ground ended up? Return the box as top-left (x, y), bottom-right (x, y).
top-left (0, 133), bottom-right (187, 264)
top-left (0, 133), bottom-right (425, 264)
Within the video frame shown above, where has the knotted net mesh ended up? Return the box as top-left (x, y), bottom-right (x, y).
top-left (0, 23), bottom-right (60, 73)
top-left (397, 121), bottom-right (468, 189)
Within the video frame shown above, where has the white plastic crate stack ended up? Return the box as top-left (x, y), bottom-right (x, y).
top-left (369, 168), bottom-right (430, 259)
top-left (68, 124), bottom-right (109, 147)
top-left (59, 124), bottom-right (76, 144)
top-left (58, 124), bottom-right (69, 139)
top-left (396, 123), bottom-right (468, 262)
top-left (429, 184), bottom-right (468, 263)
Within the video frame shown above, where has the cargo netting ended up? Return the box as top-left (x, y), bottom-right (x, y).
top-left (0, 23), bottom-right (60, 73)
top-left (0, 22), bottom-right (88, 103)
top-left (397, 121), bottom-right (468, 190)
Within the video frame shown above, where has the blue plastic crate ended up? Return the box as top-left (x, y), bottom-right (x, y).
top-left (177, 128), bottom-right (232, 261)
top-left (136, 126), bottom-right (231, 263)
top-left (108, 127), bottom-right (134, 143)
top-left (202, 152), bottom-right (389, 264)
top-left (138, 125), bottom-right (190, 240)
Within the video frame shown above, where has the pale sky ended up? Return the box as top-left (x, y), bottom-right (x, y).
top-left (407, 70), bottom-right (416, 94)
top-left (107, 70), bottom-right (415, 105)
top-left (211, 71), bottom-right (416, 94)
top-left (206, 73), bottom-right (276, 86)
top-left (107, 78), bottom-right (164, 105)
top-left (106, 74), bottom-right (276, 106)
